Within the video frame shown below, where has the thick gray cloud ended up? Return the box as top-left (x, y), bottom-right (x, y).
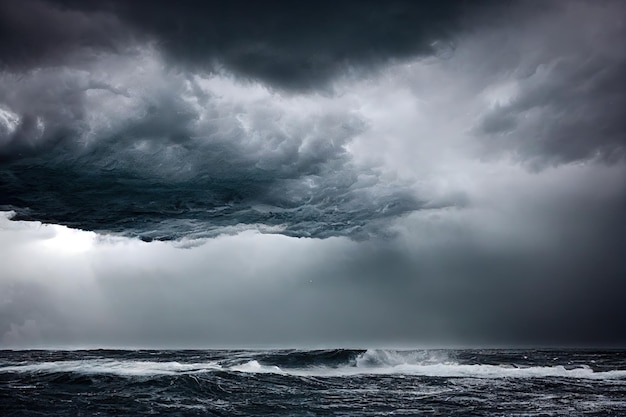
top-left (0, 0), bottom-right (129, 70)
top-left (0, 0), bottom-right (492, 239)
top-left (0, 55), bottom-right (422, 239)
top-left (1, 0), bottom-right (624, 240)
top-left (1, 0), bottom-right (491, 90)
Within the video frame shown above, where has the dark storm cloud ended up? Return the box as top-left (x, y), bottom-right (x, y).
top-left (111, 0), bottom-right (487, 91)
top-left (3, 0), bottom-right (490, 90)
top-left (2, 0), bottom-right (622, 242)
top-left (0, 56), bottom-right (423, 240)
top-left (0, 0), bottom-right (129, 70)
top-left (0, 0), bottom-right (625, 246)
top-left (0, 0), bottom-right (490, 240)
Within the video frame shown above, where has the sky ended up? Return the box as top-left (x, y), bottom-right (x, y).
top-left (0, 0), bottom-right (625, 349)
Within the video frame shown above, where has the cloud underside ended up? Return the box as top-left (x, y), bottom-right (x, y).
top-left (0, 59), bottom-right (423, 240)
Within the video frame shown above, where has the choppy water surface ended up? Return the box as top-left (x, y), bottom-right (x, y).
top-left (1, 349), bottom-right (625, 416)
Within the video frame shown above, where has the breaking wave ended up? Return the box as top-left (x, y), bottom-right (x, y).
top-left (2, 349), bottom-right (625, 380)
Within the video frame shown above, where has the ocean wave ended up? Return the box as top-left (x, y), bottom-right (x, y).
top-left (2, 350), bottom-right (626, 380)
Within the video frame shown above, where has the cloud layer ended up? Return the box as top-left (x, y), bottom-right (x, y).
top-left (1, 0), bottom-right (625, 240)
top-left (0, 0), bottom-right (625, 347)
top-left (1, 0), bottom-right (490, 89)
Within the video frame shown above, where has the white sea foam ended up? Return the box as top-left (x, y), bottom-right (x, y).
top-left (355, 349), bottom-right (453, 367)
top-left (228, 350), bottom-right (626, 380)
top-left (230, 363), bottom-right (626, 380)
top-left (231, 360), bottom-right (284, 374)
top-left (0, 360), bottom-right (221, 376)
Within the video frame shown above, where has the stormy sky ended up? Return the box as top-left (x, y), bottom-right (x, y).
top-left (0, 0), bottom-right (625, 349)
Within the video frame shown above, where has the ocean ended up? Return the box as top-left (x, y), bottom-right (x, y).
top-left (1, 349), bottom-right (625, 416)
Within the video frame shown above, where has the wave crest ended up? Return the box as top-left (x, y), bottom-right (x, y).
top-left (355, 349), bottom-right (452, 368)
top-left (2, 350), bottom-right (625, 380)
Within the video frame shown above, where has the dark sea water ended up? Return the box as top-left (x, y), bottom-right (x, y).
top-left (1, 349), bottom-right (625, 416)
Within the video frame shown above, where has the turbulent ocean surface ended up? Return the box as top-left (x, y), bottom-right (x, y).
top-left (1, 349), bottom-right (625, 416)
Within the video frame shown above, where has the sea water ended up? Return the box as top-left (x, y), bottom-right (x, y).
top-left (1, 349), bottom-right (625, 416)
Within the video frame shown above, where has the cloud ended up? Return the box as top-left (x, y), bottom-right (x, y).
top-left (0, 47), bottom-right (424, 239)
top-left (0, 0), bottom-right (494, 91)
top-left (467, 0), bottom-right (626, 166)
top-left (1, 0), bottom-right (624, 241)
top-left (32, 0), bottom-right (491, 91)
top-left (0, 0), bottom-right (625, 348)
top-left (0, 0), bottom-right (129, 70)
